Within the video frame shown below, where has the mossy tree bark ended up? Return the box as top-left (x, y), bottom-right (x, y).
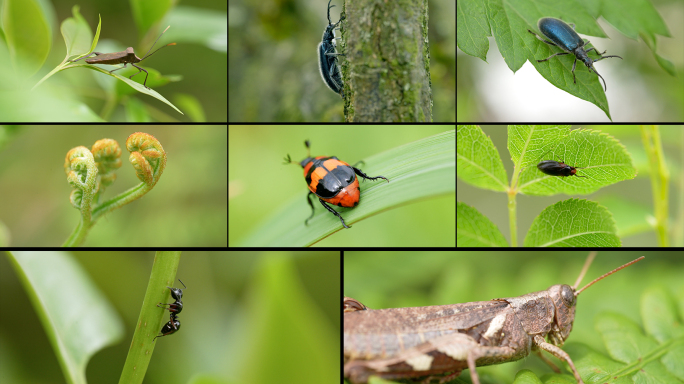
top-left (342, 0), bottom-right (433, 122)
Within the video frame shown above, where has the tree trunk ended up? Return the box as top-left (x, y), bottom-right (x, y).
top-left (342, 0), bottom-right (433, 122)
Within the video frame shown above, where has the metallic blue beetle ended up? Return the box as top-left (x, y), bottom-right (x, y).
top-left (527, 17), bottom-right (622, 91)
top-left (318, 0), bottom-right (345, 96)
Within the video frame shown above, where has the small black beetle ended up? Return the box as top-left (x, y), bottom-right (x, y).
top-left (318, 0), bottom-right (345, 96)
top-left (537, 160), bottom-right (587, 178)
top-left (528, 17), bottom-right (622, 91)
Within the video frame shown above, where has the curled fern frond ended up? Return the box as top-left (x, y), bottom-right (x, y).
top-left (91, 139), bottom-right (122, 187)
top-left (126, 132), bottom-right (167, 188)
top-left (63, 132), bottom-right (167, 247)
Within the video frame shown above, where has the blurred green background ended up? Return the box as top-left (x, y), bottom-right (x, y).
top-left (228, 125), bottom-right (455, 247)
top-left (0, 126), bottom-right (227, 246)
top-left (345, 251), bottom-right (684, 384)
top-left (0, 0), bottom-right (226, 122)
top-left (1, 250), bottom-right (339, 384)
top-left (228, 0), bottom-right (455, 122)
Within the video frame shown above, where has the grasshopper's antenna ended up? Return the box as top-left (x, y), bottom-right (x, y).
top-left (576, 256), bottom-right (645, 296)
top-left (573, 251), bottom-right (596, 290)
top-left (141, 26), bottom-right (176, 60)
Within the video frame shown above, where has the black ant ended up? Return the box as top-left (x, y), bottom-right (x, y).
top-left (154, 313), bottom-right (181, 341)
top-left (153, 279), bottom-right (186, 341)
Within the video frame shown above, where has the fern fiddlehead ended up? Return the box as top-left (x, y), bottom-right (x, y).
top-left (126, 132), bottom-right (167, 189)
top-left (63, 132), bottom-right (166, 247)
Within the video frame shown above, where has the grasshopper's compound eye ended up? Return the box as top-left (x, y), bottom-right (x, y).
top-left (560, 285), bottom-right (576, 307)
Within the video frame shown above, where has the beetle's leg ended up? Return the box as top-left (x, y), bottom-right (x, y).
top-left (571, 57), bottom-right (578, 83)
top-left (537, 51), bottom-right (570, 63)
top-left (304, 192), bottom-right (316, 226)
top-left (318, 198), bottom-right (350, 229)
top-left (352, 167), bottom-right (389, 183)
top-left (527, 29), bottom-right (557, 47)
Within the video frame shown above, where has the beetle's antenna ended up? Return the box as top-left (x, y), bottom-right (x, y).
top-left (141, 26), bottom-right (176, 60)
top-left (589, 65), bottom-right (608, 92)
top-left (327, 0), bottom-right (334, 25)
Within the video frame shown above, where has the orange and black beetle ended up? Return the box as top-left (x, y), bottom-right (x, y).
top-left (284, 140), bottom-right (389, 229)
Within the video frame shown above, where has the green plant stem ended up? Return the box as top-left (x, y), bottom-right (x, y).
top-left (640, 126), bottom-right (669, 247)
top-left (118, 251), bottom-right (181, 384)
top-left (62, 217), bottom-right (89, 247)
top-left (92, 183), bottom-right (150, 222)
top-left (63, 183), bottom-right (151, 247)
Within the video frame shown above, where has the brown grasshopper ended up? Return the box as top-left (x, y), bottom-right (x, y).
top-left (69, 26), bottom-right (176, 89)
top-left (344, 255), bottom-right (644, 384)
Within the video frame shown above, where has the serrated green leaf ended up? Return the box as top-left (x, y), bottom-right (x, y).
top-left (513, 126), bottom-right (637, 196)
top-left (457, 125), bottom-right (508, 191)
top-left (523, 198), bottom-right (620, 247)
top-left (457, 201), bottom-right (509, 247)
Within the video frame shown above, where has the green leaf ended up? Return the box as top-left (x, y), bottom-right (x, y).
top-left (457, 201), bottom-right (509, 247)
top-left (457, 125), bottom-right (509, 192)
top-left (7, 251), bottom-right (125, 384)
top-left (1, 0), bottom-right (51, 77)
top-left (523, 198), bottom-right (620, 247)
top-left (512, 126), bottom-right (637, 196)
top-left (513, 370), bottom-right (544, 384)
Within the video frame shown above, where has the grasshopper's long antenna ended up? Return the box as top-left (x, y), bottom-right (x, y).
top-left (141, 25), bottom-right (176, 60)
top-left (573, 251), bottom-right (596, 289)
top-left (576, 256), bottom-right (645, 296)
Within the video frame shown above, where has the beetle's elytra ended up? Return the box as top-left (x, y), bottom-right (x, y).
top-left (527, 17), bottom-right (622, 91)
top-left (284, 140), bottom-right (389, 229)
